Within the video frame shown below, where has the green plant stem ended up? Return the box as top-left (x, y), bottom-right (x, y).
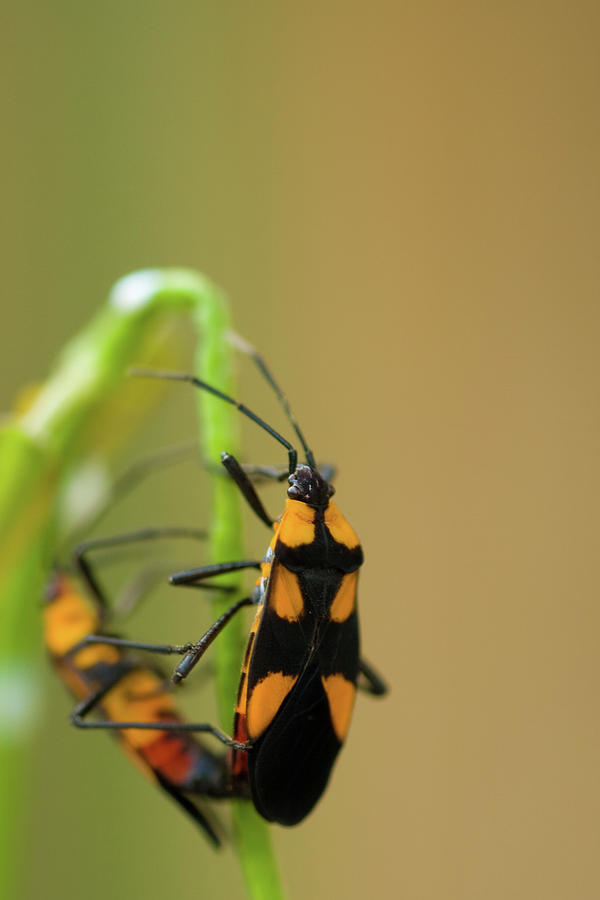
top-left (0, 268), bottom-right (283, 900)
top-left (194, 300), bottom-right (284, 900)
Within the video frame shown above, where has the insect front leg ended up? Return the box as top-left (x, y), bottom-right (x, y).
top-left (73, 525), bottom-right (208, 615)
top-left (220, 452), bottom-right (275, 528)
top-left (168, 558), bottom-right (261, 588)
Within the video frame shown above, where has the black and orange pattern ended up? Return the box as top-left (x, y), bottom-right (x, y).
top-left (231, 470), bottom-right (365, 826)
top-left (43, 571), bottom-right (233, 846)
top-left (151, 349), bottom-right (388, 828)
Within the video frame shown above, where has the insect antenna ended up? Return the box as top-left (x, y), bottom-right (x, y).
top-left (227, 331), bottom-right (316, 469)
top-left (129, 367), bottom-right (298, 473)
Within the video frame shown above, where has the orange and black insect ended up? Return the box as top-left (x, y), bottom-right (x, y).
top-left (82, 343), bottom-right (388, 826)
top-left (43, 529), bottom-right (245, 847)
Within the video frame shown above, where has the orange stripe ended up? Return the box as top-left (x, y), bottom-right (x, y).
top-left (269, 563), bottom-right (304, 621)
top-left (246, 672), bottom-right (298, 739)
top-left (324, 500), bottom-right (360, 549)
top-left (330, 572), bottom-right (357, 622)
top-left (276, 499), bottom-right (316, 547)
top-left (321, 674), bottom-right (356, 742)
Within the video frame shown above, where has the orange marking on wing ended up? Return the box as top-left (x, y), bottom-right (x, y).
top-left (324, 500), bottom-right (360, 549)
top-left (276, 499), bottom-right (316, 547)
top-left (246, 672), bottom-right (298, 739)
top-left (330, 572), bottom-right (357, 622)
top-left (321, 674), bottom-right (356, 742)
top-left (268, 563), bottom-right (304, 621)
top-left (236, 606), bottom-right (262, 710)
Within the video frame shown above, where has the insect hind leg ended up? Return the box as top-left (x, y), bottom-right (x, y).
top-left (358, 658), bottom-right (388, 696)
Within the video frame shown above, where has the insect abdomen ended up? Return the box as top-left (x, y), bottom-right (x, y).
top-left (249, 664), bottom-right (343, 825)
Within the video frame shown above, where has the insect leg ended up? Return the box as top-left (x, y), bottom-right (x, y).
top-left (75, 596), bottom-right (255, 686)
top-left (72, 634), bottom-right (194, 655)
top-left (74, 526), bottom-right (208, 612)
top-left (109, 440), bottom-right (198, 500)
top-left (220, 452), bottom-right (274, 527)
top-left (238, 463), bottom-right (289, 483)
top-left (77, 439), bottom-right (199, 539)
top-left (169, 559), bottom-right (261, 587)
top-left (71, 682), bottom-right (249, 750)
top-left (217, 455), bottom-right (335, 513)
top-left (172, 596), bottom-right (255, 684)
top-left (69, 670), bottom-right (128, 723)
top-left (358, 658), bottom-right (388, 696)
top-left (112, 566), bottom-right (235, 623)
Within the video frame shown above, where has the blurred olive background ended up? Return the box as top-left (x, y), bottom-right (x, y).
top-left (2, 3), bottom-right (600, 899)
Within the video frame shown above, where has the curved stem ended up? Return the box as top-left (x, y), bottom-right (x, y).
top-left (0, 268), bottom-right (283, 900)
top-left (194, 294), bottom-right (284, 900)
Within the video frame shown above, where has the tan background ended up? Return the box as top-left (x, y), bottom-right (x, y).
top-left (2, 3), bottom-right (600, 899)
